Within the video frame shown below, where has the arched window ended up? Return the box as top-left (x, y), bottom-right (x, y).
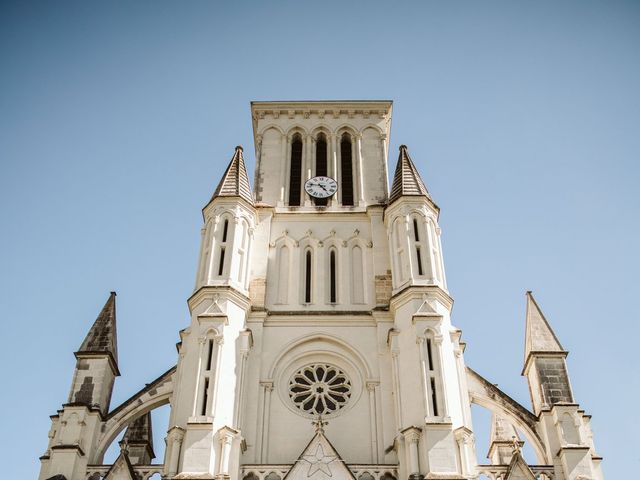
top-left (410, 216), bottom-right (427, 278)
top-left (329, 249), bottom-right (337, 303)
top-left (304, 250), bottom-right (312, 303)
top-left (289, 135), bottom-right (303, 206)
top-left (315, 134), bottom-right (328, 206)
top-left (217, 218), bottom-right (230, 277)
top-left (340, 133), bottom-right (354, 206)
top-left (423, 331), bottom-right (442, 418)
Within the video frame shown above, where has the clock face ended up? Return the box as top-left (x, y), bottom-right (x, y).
top-left (304, 176), bottom-right (338, 199)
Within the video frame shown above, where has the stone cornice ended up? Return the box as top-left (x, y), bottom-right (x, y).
top-left (187, 285), bottom-right (251, 314)
top-left (390, 285), bottom-right (454, 313)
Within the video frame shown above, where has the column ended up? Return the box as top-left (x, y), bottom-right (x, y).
top-left (380, 133), bottom-right (389, 196)
top-left (416, 336), bottom-right (432, 419)
top-left (403, 427), bottom-right (422, 475)
top-left (279, 133), bottom-right (288, 205)
top-left (422, 218), bottom-right (437, 283)
top-left (433, 334), bottom-right (450, 419)
top-left (366, 381), bottom-right (380, 463)
top-left (166, 427), bottom-right (185, 478)
top-left (355, 133), bottom-right (365, 205)
top-left (259, 381), bottom-right (274, 463)
top-left (330, 134), bottom-right (338, 207)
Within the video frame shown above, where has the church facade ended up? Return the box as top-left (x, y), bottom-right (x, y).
top-left (39, 101), bottom-right (604, 480)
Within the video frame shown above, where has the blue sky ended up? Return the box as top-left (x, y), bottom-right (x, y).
top-left (1, 1), bottom-right (637, 477)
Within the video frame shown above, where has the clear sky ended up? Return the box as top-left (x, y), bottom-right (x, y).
top-left (1, 1), bottom-right (637, 478)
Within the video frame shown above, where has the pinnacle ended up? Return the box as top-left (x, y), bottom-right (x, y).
top-left (524, 291), bottom-right (565, 363)
top-left (76, 291), bottom-right (119, 369)
top-left (209, 145), bottom-right (254, 205)
top-left (490, 412), bottom-right (519, 443)
top-left (388, 144), bottom-right (431, 204)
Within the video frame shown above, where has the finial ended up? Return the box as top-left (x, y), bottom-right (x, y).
top-left (110, 291), bottom-right (117, 296)
top-left (399, 144), bottom-right (408, 151)
top-left (312, 415), bottom-right (328, 434)
top-left (235, 145), bottom-right (243, 151)
top-left (511, 436), bottom-right (522, 455)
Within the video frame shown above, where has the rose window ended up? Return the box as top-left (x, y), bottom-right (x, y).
top-left (289, 364), bottom-right (352, 415)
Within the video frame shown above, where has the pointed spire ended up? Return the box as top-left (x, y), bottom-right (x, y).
top-left (121, 412), bottom-right (155, 465)
top-left (524, 291), bottom-right (566, 363)
top-left (209, 145), bottom-right (254, 205)
top-left (490, 413), bottom-right (520, 443)
top-left (388, 145), bottom-right (431, 204)
top-left (76, 292), bottom-right (119, 371)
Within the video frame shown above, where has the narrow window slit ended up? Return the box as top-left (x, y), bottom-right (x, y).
top-left (315, 135), bottom-right (328, 206)
top-left (413, 219), bottom-right (420, 241)
top-left (430, 377), bottom-right (438, 416)
top-left (340, 134), bottom-right (354, 206)
top-left (305, 251), bottom-right (312, 303)
top-left (426, 338), bottom-right (434, 371)
top-left (330, 250), bottom-right (337, 303)
top-left (416, 247), bottom-right (424, 276)
top-left (289, 136), bottom-right (303, 206)
top-left (218, 247), bottom-right (226, 275)
top-left (222, 219), bottom-right (229, 243)
top-left (206, 340), bottom-right (214, 371)
top-left (201, 378), bottom-right (210, 416)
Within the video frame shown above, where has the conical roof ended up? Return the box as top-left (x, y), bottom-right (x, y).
top-left (524, 291), bottom-right (565, 362)
top-left (209, 145), bottom-right (253, 205)
top-left (388, 145), bottom-right (431, 204)
top-left (77, 292), bottom-right (119, 369)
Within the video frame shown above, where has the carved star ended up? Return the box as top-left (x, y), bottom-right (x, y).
top-left (302, 443), bottom-right (336, 477)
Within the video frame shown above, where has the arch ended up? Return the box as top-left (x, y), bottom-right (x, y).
top-left (268, 332), bottom-right (373, 380)
top-left (466, 367), bottom-right (549, 464)
top-left (358, 123), bottom-right (384, 135)
top-left (257, 124), bottom-right (286, 137)
top-left (334, 123), bottom-right (359, 136)
top-left (310, 124), bottom-right (333, 137)
top-left (93, 367), bottom-right (176, 463)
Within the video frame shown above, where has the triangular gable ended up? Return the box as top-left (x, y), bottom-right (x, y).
top-left (505, 452), bottom-right (536, 480)
top-left (103, 450), bottom-right (137, 480)
top-left (284, 429), bottom-right (355, 480)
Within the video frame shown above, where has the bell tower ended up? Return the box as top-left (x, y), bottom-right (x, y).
top-left (39, 100), bottom-right (604, 480)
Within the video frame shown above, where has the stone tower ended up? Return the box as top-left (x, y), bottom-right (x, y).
top-left (39, 101), bottom-right (604, 480)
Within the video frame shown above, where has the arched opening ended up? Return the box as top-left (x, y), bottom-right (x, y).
top-left (102, 403), bottom-right (170, 467)
top-left (289, 134), bottom-right (303, 206)
top-left (304, 250), bottom-right (312, 303)
top-left (329, 249), bottom-right (337, 303)
top-left (340, 133), bottom-right (354, 206)
top-left (315, 133), bottom-right (328, 206)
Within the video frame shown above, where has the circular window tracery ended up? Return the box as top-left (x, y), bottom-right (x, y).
top-left (289, 364), bottom-right (352, 415)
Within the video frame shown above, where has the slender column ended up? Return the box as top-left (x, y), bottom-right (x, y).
top-left (355, 133), bottom-right (365, 205)
top-left (434, 334), bottom-right (450, 419)
top-left (403, 427), bottom-right (422, 475)
top-left (403, 216), bottom-right (415, 279)
top-left (217, 428), bottom-right (235, 476)
top-left (388, 331), bottom-right (403, 428)
top-left (206, 218), bottom-right (221, 284)
top-left (453, 337), bottom-right (473, 428)
top-left (195, 224), bottom-right (207, 289)
top-left (416, 336), bottom-right (432, 418)
top-left (284, 135), bottom-right (292, 205)
top-left (279, 133), bottom-right (288, 204)
top-left (210, 335), bottom-right (224, 420)
top-left (366, 381), bottom-right (380, 463)
top-left (380, 133), bottom-right (389, 196)
top-left (192, 337), bottom-right (207, 417)
top-left (330, 134), bottom-right (338, 207)
top-left (166, 428), bottom-right (185, 477)
top-left (234, 331), bottom-right (252, 429)
top-left (259, 381), bottom-right (274, 463)
top-left (423, 218), bottom-right (437, 282)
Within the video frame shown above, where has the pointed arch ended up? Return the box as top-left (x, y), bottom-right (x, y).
top-left (288, 133), bottom-right (303, 206)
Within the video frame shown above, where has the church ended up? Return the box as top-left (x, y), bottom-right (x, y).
top-left (38, 101), bottom-right (604, 480)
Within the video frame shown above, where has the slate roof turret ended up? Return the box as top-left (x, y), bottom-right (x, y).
top-left (209, 145), bottom-right (254, 206)
top-left (388, 144), bottom-right (431, 204)
top-left (76, 291), bottom-right (119, 373)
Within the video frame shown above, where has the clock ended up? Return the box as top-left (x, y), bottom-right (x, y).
top-left (304, 176), bottom-right (338, 199)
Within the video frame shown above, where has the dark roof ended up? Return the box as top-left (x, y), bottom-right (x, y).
top-left (209, 145), bottom-right (253, 205)
top-left (77, 292), bottom-right (118, 367)
top-left (388, 145), bottom-right (431, 204)
top-left (122, 412), bottom-right (155, 459)
top-left (524, 291), bottom-right (565, 362)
